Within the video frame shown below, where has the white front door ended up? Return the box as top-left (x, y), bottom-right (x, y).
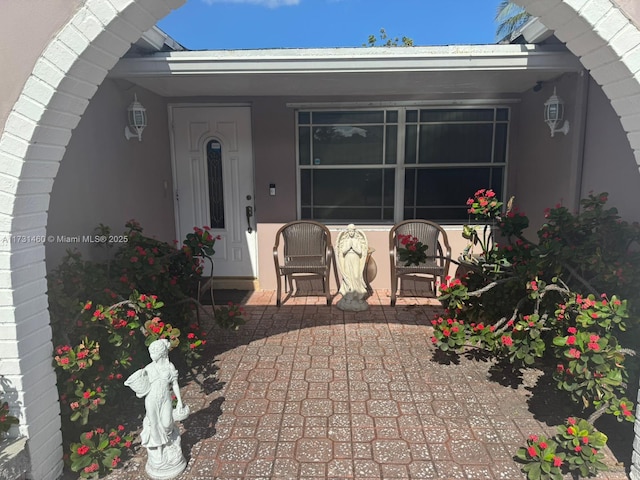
top-left (170, 106), bottom-right (257, 282)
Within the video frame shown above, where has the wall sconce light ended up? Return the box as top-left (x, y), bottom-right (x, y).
top-left (544, 87), bottom-right (570, 137)
top-left (124, 94), bottom-right (147, 141)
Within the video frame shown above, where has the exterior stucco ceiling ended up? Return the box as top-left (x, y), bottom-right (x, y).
top-left (110, 45), bottom-right (583, 97)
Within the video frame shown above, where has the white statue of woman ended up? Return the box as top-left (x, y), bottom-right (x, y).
top-left (125, 338), bottom-right (189, 480)
top-left (336, 224), bottom-right (369, 311)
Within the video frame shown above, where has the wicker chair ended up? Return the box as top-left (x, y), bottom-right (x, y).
top-left (273, 220), bottom-right (338, 307)
top-left (389, 220), bottom-right (452, 306)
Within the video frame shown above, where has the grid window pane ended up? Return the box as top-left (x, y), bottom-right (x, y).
top-left (312, 111), bottom-right (384, 124)
top-left (420, 109), bottom-right (494, 122)
top-left (298, 127), bottom-right (310, 165)
top-left (405, 125), bottom-right (417, 164)
top-left (418, 124), bottom-right (494, 164)
top-left (385, 125), bottom-right (397, 164)
top-left (312, 169), bottom-right (385, 206)
top-left (404, 167), bottom-right (505, 221)
top-left (494, 124), bottom-right (508, 164)
top-left (298, 111), bottom-right (310, 124)
top-left (313, 126), bottom-right (384, 165)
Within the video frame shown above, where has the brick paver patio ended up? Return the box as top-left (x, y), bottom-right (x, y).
top-left (106, 290), bottom-right (629, 480)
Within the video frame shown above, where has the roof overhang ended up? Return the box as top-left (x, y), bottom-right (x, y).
top-left (109, 44), bottom-right (583, 97)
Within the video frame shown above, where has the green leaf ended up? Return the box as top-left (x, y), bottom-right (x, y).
top-left (70, 455), bottom-right (93, 471)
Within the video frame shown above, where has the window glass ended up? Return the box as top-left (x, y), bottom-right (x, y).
top-left (312, 111), bottom-right (384, 124)
top-left (420, 109), bottom-right (494, 122)
top-left (300, 168), bottom-right (395, 221)
top-left (312, 126), bottom-right (384, 165)
top-left (406, 110), bottom-right (418, 123)
top-left (404, 167), bottom-right (504, 221)
top-left (298, 127), bottom-right (310, 165)
top-left (494, 124), bottom-right (508, 164)
top-left (497, 108), bottom-right (509, 121)
top-left (418, 124), bottom-right (494, 164)
top-left (404, 125), bottom-right (417, 165)
top-left (206, 140), bottom-right (225, 229)
top-left (298, 111), bottom-right (310, 124)
top-left (385, 125), bottom-right (398, 164)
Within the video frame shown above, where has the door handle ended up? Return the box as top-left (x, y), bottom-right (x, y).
top-left (245, 205), bottom-right (253, 233)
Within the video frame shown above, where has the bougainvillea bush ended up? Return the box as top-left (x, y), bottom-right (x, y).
top-left (434, 192), bottom-right (639, 479)
top-left (48, 221), bottom-right (243, 477)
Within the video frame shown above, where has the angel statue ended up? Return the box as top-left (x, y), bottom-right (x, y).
top-left (124, 338), bottom-right (189, 480)
top-left (336, 224), bottom-right (369, 311)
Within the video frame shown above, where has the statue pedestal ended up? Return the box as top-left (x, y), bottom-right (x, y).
top-left (144, 426), bottom-right (187, 480)
top-left (336, 295), bottom-right (369, 311)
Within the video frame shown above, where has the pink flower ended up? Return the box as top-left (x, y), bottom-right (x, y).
top-left (566, 336), bottom-right (576, 345)
top-left (553, 456), bottom-right (563, 467)
top-left (501, 336), bottom-right (513, 346)
top-left (567, 327), bottom-right (577, 334)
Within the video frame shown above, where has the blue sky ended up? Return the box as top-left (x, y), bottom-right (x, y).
top-left (158, 0), bottom-right (504, 50)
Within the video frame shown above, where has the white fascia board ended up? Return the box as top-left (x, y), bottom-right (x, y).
top-left (520, 18), bottom-right (554, 44)
top-left (137, 26), bottom-right (185, 52)
top-left (110, 44), bottom-right (583, 78)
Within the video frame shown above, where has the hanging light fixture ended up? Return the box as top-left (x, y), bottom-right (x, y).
top-left (544, 87), bottom-right (570, 137)
top-left (124, 94), bottom-right (147, 142)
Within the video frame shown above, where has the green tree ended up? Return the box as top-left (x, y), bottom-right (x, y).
top-left (495, 1), bottom-right (531, 42)
top-left (364, 28), bottom-right (414, 47)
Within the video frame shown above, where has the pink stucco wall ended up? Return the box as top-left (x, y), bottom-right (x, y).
top-left (0, 0), bottom-right (82, 134)
top-left (615, 0), bottom-right (640, 27)
top-left (46, 79), bottom-right (176, 268)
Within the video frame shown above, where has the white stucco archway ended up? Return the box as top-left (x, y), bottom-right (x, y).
top-left (0, 0), bottom-right (638, 478)
top-left (0, 1), bottom-right (185, 478)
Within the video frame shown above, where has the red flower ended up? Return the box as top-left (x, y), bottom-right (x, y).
top-left (77, 445), bottom-right (90, 455)
top-left (574, 445), bottom-right (582, 452)
top-left (567, 327), bottom-right (577, 334)
top-left (527, 446), bottom-right (537, 457)
top-left (83, 390), bottom-right (91, 399)
top-left (566, 336), bottom-right (576, 345)
top-left (539, 441), bottom-right (547, 449)
top-left (553, 456), bottom-right (563, 467)
top-left (501, 335), bottom-right (513, 346)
